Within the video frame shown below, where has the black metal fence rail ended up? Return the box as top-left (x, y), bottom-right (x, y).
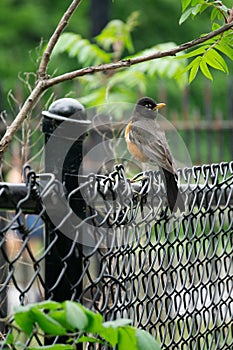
top-left (0, 161), bottom-right (232, 350)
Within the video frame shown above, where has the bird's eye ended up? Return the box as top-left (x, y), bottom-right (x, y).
top-left (145, 104), bottom-right (152, 109)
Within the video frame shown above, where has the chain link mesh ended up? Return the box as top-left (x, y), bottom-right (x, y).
top-left (0, 161), bottom-right (232, 349)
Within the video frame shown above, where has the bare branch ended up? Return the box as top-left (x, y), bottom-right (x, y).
top-left (38, 0), bottom-right (82, 79)
top-left (130, 21), bottom-right (233, 64)
top-left (44, 20), bottom-right (233, 87)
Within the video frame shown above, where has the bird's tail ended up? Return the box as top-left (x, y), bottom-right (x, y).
top-left (162, 168), bottom-right (185, 213)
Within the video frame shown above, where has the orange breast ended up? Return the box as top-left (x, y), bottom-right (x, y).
top-left (127, 141), bottom-right (148, 162)
top-left (125, 121), bottom-right (148, 162)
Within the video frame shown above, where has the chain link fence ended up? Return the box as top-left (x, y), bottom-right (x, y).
top-left (0, 160), bottom-right (232, 349)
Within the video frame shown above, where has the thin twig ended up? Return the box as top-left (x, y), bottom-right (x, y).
top-left (38, 0), bottom-right (82, 79)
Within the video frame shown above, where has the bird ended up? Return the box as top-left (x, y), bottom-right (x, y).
top-left (125, 96), bottom-right (185, 213)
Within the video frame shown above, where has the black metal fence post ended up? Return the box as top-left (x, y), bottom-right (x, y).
top-left (41, 98), bottom-right (90, 304)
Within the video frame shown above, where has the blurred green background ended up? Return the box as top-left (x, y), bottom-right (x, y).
top-left (0, 0), bottom-right (232, 174)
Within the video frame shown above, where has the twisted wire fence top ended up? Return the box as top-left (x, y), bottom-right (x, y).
top-left (0, 161), bottom-right (232, 349)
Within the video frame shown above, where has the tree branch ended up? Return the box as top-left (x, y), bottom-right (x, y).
top-left (38, 0), bottom-right (82, 79)
top-left (44, 20), bottom-right (233, 87)
top-left (227, 5), bottom-right (233, 23)
top-left (0, 12), bottom-right (232, 160)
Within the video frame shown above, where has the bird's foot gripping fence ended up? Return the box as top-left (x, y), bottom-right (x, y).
top-left (0, 161), bottom-right (232, 349)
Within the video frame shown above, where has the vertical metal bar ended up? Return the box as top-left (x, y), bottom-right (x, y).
top-left (181, 85), bottom-right (190, 122)
top-left (204, 81), bottom-right (213, 163)
top-left (0, 213), bottom-right (7, 333)
top-left (216, 111), bottom-right (224, 162)
top-left (194, 111), bottom-right (201, 164)
top-left (41, 99), bottom-right (90, 347)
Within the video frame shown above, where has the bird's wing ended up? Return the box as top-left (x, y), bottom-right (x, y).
top-left (129, 118), bottom-right (177, 174)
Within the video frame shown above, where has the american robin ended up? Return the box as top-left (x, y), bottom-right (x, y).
top-left (125, 97), bottom-right (185, 212)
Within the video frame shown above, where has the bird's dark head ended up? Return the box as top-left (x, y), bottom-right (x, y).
top-left (133, 97), bottom-right (166, 119)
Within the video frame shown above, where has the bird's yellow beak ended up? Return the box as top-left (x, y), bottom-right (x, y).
top-left (153, 103), bottom-right (166, 110)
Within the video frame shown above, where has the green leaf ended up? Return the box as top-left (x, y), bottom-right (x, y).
top-left (14, 303), bottom-right (33, 313)
top-left (216, 42), bottom-right (233, 61)
top-left (200, 3), bottom-right (209, 14)
top-left (210, 7), bottom-right (219, 22)
top-left (103, 319), bottom-right (132, 328)
top-left (53, 33), bottom-right (111, 65)
top-left (181, 0), bottom-right (192, 12)
top-left (118, 327), bottom-right (137, 350)
top-left (191, 0), bottom-right (201, 5)
top-left (33, 301), bottom-right (61, 311)
top-left (212, 22), bottom-right (221, 31)
top-left (30, 308), bottom-right (67, 336)
top-left (107, 69), bottom-right (146, 95)
top-left (129, 42), bottom-right (187, 87)
top-left (14, 308), bottom-right (35, 336)
top-left (64, 301), bottom-right (88, 331)
top-left (5, 333), bottom-right (14, 345)
top-left (49, 310), bottom-right (74, 332)
top-left (100, 319), bottom-right (133, 346)
top-left (205, 48), bottom-right (229, 73)
top-left (175, 53), bottom-right (203, 84)
top-left (199, 36), bottom-right (220, 45)
top-left (200, 60), bottom-right (213, 80)
top-left (176, 55), bottom-right (201, 83)
top-left (126, 11), bottom-right (139, 32)
top-left (179, 7), bottom-right (193, 24)
top-left (95, 18), bottom-right (135, 53)
top-left (191, 3), bottom-right (202, 16)
top-left (28, 345), bottom-right (74, 350)
top-left (179, 3), bottom-right (209, 24)
top-left (68, 38), bottom-right (88, 57)
top-left (52, 33), bottom-right (77, 56)
top-left (98, 325), bottom-right (118, 346)
top-left (77, 305), bottom-right (103, 333)
top-left (189, 56), bottom-right (202, 83)
top-left (177, 45), bottom-right (208, 59)
top-left (136, 329), bottom-right (161, 350)
top-left (91, 45), bottom-right (112, 63)
top-left (76, 42), bottom-right (92, 63)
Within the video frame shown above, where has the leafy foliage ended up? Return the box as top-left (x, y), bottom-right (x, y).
top-left (52, 13), bottom-right (188, 108)
top-left (2, 301), bottom-right (161, 350)
top-left (52, 11), bottom-right (140, 66)
top-left (95, 11), bottom-right (139, 56)
top-left (52, 32), bottom-right (112, 66)
top-left (180, 0), bottom-right (230, 24)
top-left (178, 0), bottom-right (233, 82)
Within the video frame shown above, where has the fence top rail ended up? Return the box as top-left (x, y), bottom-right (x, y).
top-left (0, 161), bottom-right (232, 215)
